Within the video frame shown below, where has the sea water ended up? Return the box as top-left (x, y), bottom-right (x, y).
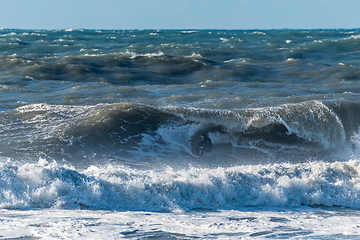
top-left (1, 29), bottom-right (360, 239)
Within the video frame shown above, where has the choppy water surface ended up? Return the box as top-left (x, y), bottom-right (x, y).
top-left (2, 29), bottom-right (360, 239)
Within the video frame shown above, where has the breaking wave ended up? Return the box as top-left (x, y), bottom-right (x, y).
top-left (1, 100), bottom-right (360, 166)
top-left (2, 158), bottom-right (360, 211)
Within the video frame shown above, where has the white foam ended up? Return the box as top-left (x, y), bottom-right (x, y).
top-left (251, 31), bottom-right (266, 35)
top-left (129, 51), bottom-right (165, 59)
top-left (286, 58), bottom-right (297, 62)
top-left (186, 52), bottom-right (204, 59)
top-left (2, 157), bottom-right (360, 212)
top-left (181, 30), bottom-right (199, 34)
top-left (2, 207), bottom-right (360, 239)
top-left (220, 37), bottom-right (229, 42)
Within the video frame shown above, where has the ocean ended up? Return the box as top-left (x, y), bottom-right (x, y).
top-left (1, 28), bottom-right (360, 239)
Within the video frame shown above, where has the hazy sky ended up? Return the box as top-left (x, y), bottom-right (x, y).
top-left (1, 0), bottom-right (359, 30)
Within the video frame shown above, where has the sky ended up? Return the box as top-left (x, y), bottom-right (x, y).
top-left (0, 0), bottom-right (359, 30)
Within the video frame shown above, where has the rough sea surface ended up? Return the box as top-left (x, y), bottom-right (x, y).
top-left (2, 28), bottom-right (360, 239)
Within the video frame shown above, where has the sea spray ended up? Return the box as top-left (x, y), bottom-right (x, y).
top-left (2, 159), bottom-right (360, 211)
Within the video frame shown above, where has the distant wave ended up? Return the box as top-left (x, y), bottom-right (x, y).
top-left (0, 52), bottom-right (214, 85)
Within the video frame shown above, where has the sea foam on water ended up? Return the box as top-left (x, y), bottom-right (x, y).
top-left (2, 29), bottom-right (360, 239)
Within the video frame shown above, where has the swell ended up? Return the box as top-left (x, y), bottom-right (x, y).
top-left (0, 52), bottom-right (214, 85)
top-left (2, 29), bottom-right (360, 88)
top-left (1, 100), bottom-right (360, 165)
top-left (2, 51), bottom-right (360, 92)
top-left (0, 103), bottom-right (185, 163)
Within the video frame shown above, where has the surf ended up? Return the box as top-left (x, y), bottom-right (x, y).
top-left (2, 158), bottom-right (360, 211)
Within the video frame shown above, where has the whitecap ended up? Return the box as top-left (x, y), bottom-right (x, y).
top-left (181, 30), bottom-right (198, 34)
top-left (286, 58), bottom-right (297, 62)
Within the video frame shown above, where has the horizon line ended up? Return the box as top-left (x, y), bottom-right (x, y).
top-left (1, 27), bottom-right (360, 31)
